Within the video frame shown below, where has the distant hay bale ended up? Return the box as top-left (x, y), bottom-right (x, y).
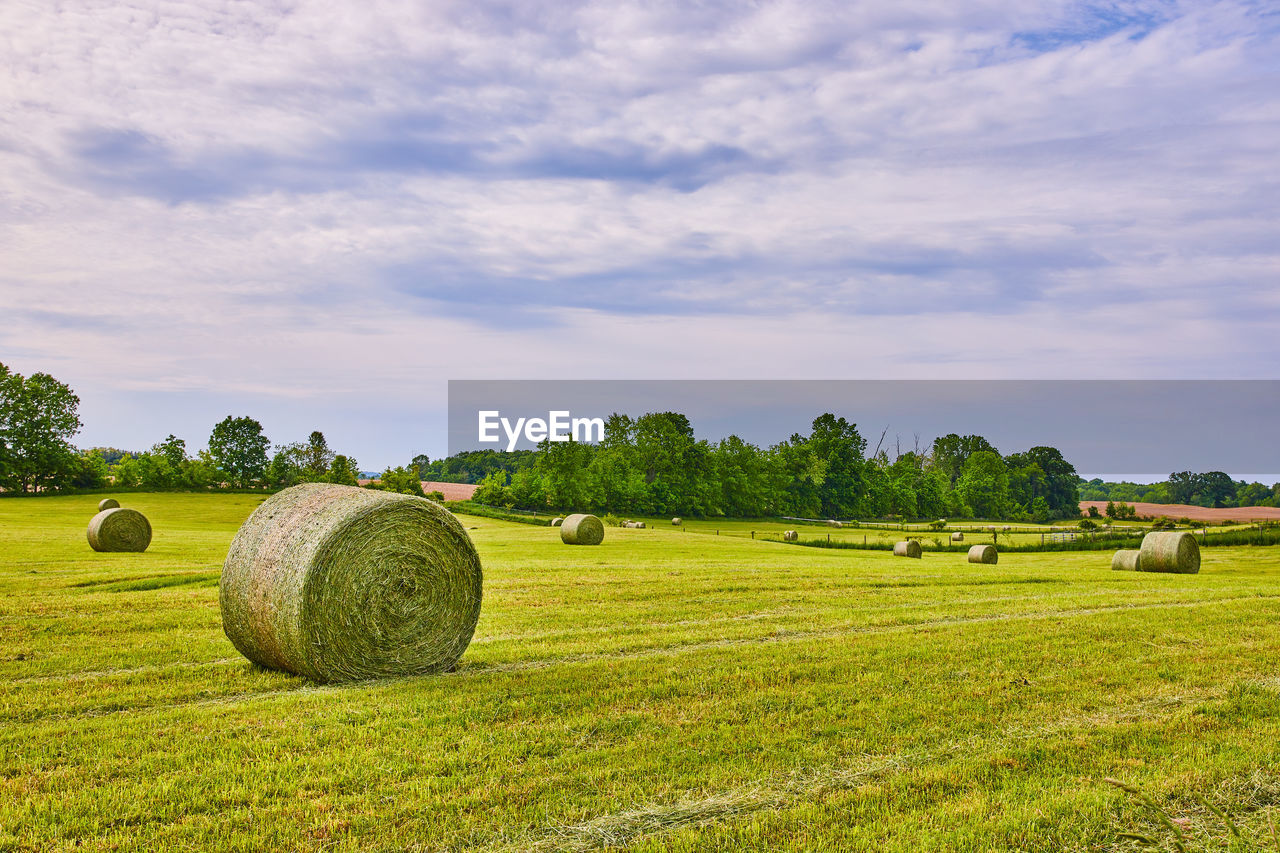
top-left (967, 544), bottom-right (998, 564)
top-left (1139, 531), bottom-right (1200, 574)
top-left (672, 517), bottom-right (682, 525)
top-left (86, 508), bottom-right (152, 552)
top-left (783, 530), bottom-right (798, 542)
top-left (893, 540), bottom-right (922, 558)
top-left (551, 517), bottom-right (563, 527)
top-left (219, 483), bottom-right (482, 682)
top-left (622, 521), bottom-right (646, 529)
top-left (951, 532), bottom-right (964, 542)
top-left (1111, 549), bottom-right (1142, 572)
top-left (1002, 526), bottom-right (1011, 532)
top-left (98, 498), bottom-right (120, 512)
top-left (561, 513), bottom-right (605, 545)
top-left (826, 519), bottom-right (842, 528)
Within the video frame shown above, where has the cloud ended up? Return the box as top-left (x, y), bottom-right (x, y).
top-left (0, 0), bottom-right (1276, 462)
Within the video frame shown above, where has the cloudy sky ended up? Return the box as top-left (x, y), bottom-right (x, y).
top-left (2, 0), bottom-right (1277, 467)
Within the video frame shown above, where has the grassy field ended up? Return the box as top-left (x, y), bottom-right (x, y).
top-left (2, 494), bottom-right (1279, 852)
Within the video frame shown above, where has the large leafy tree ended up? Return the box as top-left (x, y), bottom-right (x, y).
top-left (0, 363), bottom-right (82, 492)
top-left (208, 416), bottom-right (270, 488)
top-left (806, 413), bottom-right (869, 518)
top-left (303, 431), bottom-right (335, 479)
top-left (1006, 446), bottom-right (1079, 518)
top-left (956, 450), bottom-right (1010, 519)
top-left (931, 433), bottom-right (997, 486)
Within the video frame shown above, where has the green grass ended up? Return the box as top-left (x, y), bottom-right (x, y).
top-left (2, 494), bottom-right (1280, 851)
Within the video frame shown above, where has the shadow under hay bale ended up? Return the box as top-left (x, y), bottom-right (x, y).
top-left (967, 544), bottom-right (997, 564)
top-left (1139, 531), bottom-right (1200, 574)
top-left (893, 540), bottom-right (922, 558)
top-left (1111, 549), bottom-right (1142, 572)
top-left (87, 508), bottom-right (152, 552)
top-left (98, 498), bottom-right (120, 512)
top-left (219, 483), bottom-right (482, 683)
top-left (561, 513), bottom-right (605, 545)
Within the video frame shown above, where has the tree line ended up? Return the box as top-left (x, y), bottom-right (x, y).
top-left (459, 412), bottom-right (1083, 521)
top-left (1079, 472), bottom-right (1280, 509)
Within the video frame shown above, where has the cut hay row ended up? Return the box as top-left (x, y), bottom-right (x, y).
top-left (561, 514), bottom-right (605, 545)
top-left (219, 483), bottom-right (483, 683)
top-left (87, 508), bottom-right (152, 553)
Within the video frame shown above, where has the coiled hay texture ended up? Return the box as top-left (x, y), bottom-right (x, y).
top-left (951, 532), bottom-right (965, 542)
top-left (672, 517), bottom-right (682, 525)
top-left (784, 530), bottom-right (798, 542)
top-left (967, 544), bottom-right (998, 564)
top-left (551, 517), bottom-right (563, 527)
top-left (98, 498), bottom-right (120, 512)
top-left (561, 513), bottom-right (605, 545)
top-left (220, 483), bottom-right (482, 682)
top-left (87, 508), bottom-right (152, 552)
top-left (893, 540), bottom-right (922, 558)
top-left (1139, 531), bottom-right (1200, 574)
top-left (1111, 549), bottom-right (1142, 572)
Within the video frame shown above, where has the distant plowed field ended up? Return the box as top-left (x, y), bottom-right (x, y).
top-left (356, 480), bottom-right (478, 500)
top-left (1079, 500), bottom-right (1280, 522)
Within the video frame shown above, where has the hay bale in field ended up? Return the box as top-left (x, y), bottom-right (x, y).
top-left (622, 521), bottom-right (646, 529)
top-left (893, 540), bottom-right (922, 558)
top-left (672, 517), bottom-right (682, 525)
top-left (219, 483), bottom-right (482, 682)
top-left (951, 532), bottom-right (964, 542)
top-left (551, 517), bottom-right (563, 527)
top-left (783, 530), bottom-right (798, 542)
top-left (967, 544), bottom-right (998, 564)
top-left (1111, 550), bottom-right (1142, 572)
top-left (826, 519), bottom-right (842, 528)
top-left (561, 513), bottom-right (605, 545)
top-left (1139, 531), bottom-right (1200, 574)
top-left (86, 508), bottom-right (152, 552)
top-left (1002, 526), bottom-right (1011, 532)
top-left (97, 498), bottom-right (120, 512)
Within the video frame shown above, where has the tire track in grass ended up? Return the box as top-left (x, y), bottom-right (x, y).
top-left (10, 593), bottom-right (1279, 723)
top-left (483, 676), bottom-right (1280, 853)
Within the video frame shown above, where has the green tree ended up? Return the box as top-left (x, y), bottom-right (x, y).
top-left (956, 450), bottom-right (1010, 518)
top-left (472, 470), bottom-right (509, 505)
top-left (805, 414), bottom-right (869, 518)
top-left (303, 431), bottom-right (334, 480)
top-left (69, 450), bottom-right (110, 489)
top-left (369, 466), bottom-right (425, 496)
top-left (153, 435), bottom-right (187, 470)
top-left (0, 364), bottom-right (82, 493)
top-left (329, 454), bottom-right (360, 486)
top-left (931, 434), bottom-right (997, 487)
top-left (208, 416), bottom-right (270, 488)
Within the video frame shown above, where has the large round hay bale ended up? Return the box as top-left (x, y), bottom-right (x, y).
top-left (98, 498), bottom-right (120, 512)
top-left (561, 513), bottom-right (604, 545)
top-left (87, 508), bottom-right (152, 552)
top-left (783, 530), bottom-right (798, 542)
top-left (893, 540), bottom-right (922, 558)
top-left (1111, 549), bottom-right (1142, 572)
top-left (1139, 531), bottom-right (1200, 574)
top-left (826, 519), bottom-right (842, 528)
top-left (219, 483), bottom-right (482, 682)
top-left (967, 544), bottom-right (997, 564)
top-left (672, 517), bottom-right (682, 525)
top-left (951, 532), bottom-right (964, 542)
top-left (551, 517), bottom-right (563, 527)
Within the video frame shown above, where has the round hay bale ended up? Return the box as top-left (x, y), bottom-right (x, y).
top-left (634, 521), bottom-right (646, 529)
top-left (672, 517), bottom-right (682, 525)
top-left (1139, 531), bottom-right (1200, 574)
top-left (783, 530), bottom-right (798, 542)
top-left (87, 508), bottom-right (152, 552)
top-left (561, 513), bottom-right (604, 545)
top-left (893, 540), bottom-right (922, 558)
top-left (98, 498), bottom-right (120, 512)
top-left (219, 483), bottom-right (482, 682)
top-left (551, 517), bottom-right (563, 527)
top-left (967, 544), bottom-right (997, 564)
top-left (951, 532), bottom-right (964, 542)
top-left (1111, 549), bottom-right (1142, 572)
top-left (826, 519), bottom-right (842, 528)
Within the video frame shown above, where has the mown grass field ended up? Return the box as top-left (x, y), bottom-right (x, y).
top-left (2, 493), bottom-right (1279, 852)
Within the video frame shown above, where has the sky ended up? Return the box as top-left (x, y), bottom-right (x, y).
top-left (1, 0), bottom-right (1277, 469)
